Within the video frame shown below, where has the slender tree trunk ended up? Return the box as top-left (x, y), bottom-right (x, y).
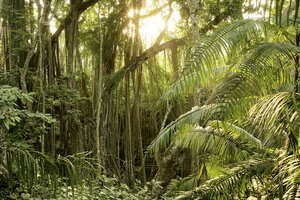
top-left (132, 64), bottom-right (146, 184)
top-left (48, 34), bottom-right (54, 85)
top-left (65, 0), bottom-right (81, 77)
top-left (1, 0), bottom-right (26, 70)
top-left (40, 0), bottom-right (53, 155)
top-left (187, 0), bottom-right (201, 44)
top-left (131, 0), bottom-right (146, 184)
top-left (36, 0), bottom-right (45, 152)
top-left (124, 32), bottom-right (134, 186)
top-left (187, 0), bottom-right (201, 174)
top-left (295, 32), bottom-right (299, 92)
top-left (171, 46), bottom-right (179, 81)
top-left (1, 12), bottom-right (10, 71)
top-left (20, 41), bottom-right (36, 110)
top-left (125, 73), bottom-right (134, 186)
top-left (100, 90), bottom-right (120, 176)
top-left (96, 3), bottom-right (103, 167)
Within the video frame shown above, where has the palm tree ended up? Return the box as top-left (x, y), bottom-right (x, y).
top-left (149, 8), bottom-right (299, 199)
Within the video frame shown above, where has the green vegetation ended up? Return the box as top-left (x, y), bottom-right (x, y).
top-left (0, 0), bottom-right (299, 199)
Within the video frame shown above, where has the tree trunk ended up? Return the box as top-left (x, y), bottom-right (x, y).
top-left (97, 4), bottom-right (130, 178)
top-left (124, 31), bottom-right (134, 186)
top-left (187, 0), bottom-right (201, 44)
top-left (95, 3), bottom-right (103, 167)
top-left (65, 0), bottom-right (81, 82)
top-left (100, 90), bottom-right (120, 177)
top-left (295, 32), bottom-right (299, 93)
top-left (125, 73), bottom-right (134, 186)
top-left (130, 0), bottom-right (146, 184)
top-left (133, 65), bottom-right (146, 184)
top-left (154, 145), bottom-right (187, 187)
top-left (187, 0), bottom-right (201, 174)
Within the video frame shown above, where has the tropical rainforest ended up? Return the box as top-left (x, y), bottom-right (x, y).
top-left (0, 0), bottom-right (299, 199)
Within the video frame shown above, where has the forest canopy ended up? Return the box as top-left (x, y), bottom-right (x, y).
top-left (0, 0), bottom-right (299, 199)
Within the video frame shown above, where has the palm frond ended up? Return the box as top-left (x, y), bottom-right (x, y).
top-left (249, 91), bottom-right (299, 135)
top-left (165, 20), bottom-right (264, 104)
top-left (147, 104), bottom-right (226, 153)
top-left (174, 126), bottom-right (253, 160)
top-left (275, 155), bottom-right (300, 199)
top-left (177, 20), bottom-right (265, 100)
top-left (209, 121), bottom-right (263, 149)
top-left (175, 158), bottom-right (275, 200)
top-left (208, 42), bottom-right (299, 105)
top-left (160, 66), bottom-right (228, 103)
top-left (167, 173), bottom-right (199, 194)
top-left (189, 19), bottom-right (265, 73)
top-left (156, 14), bottom-right (299, 200)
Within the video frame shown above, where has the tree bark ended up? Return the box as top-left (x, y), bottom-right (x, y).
top-left (98, 5), bottom-right (129, 178)
top-left (154, 145), bottom-right (186, 187)
top-left (51, 0), bottom-right (99, 43)
top-left (171, 46), bottom-right (179, 81)
top-left (96, 3), bottom-right (103, 168)
top-left (65, 0), bottom-right (81, 80)
top-left (187, 0), bottom-right (201, 43)
top-left (20, 41), bottom-right (36, 110)
top-left (1, 0), bottom-right (26, 69)
top-left (124, 31), bottom-right (134, 186)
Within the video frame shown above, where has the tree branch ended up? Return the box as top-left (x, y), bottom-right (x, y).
top-left (154, 4), bottom-right (173, 45)
top-left (139, 3), bottom-right (169, 18)
top-left (105, 38), bottom-right (185, 92)
top-left (51, 0), bottom-right (99, 42)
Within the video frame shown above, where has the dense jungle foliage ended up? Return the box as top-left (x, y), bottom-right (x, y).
top-left (0, 0), bottom-right (299, 199)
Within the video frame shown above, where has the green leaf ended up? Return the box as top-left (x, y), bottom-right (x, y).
top-left (4, 121), bottom-right (9, 129)
top-left (28, 92), bottom-right (36, 96)
top-left (20, 97), bottom-right (26, 105)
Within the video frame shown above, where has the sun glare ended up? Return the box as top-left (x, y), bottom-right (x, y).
top-left (243, 0), bottom-right (268, 19)
top-left (48, 0), bottom-right (268, 40)
top-left (128, 1), bottom-right (181, 47)
top-left (50, 15), bottom-right (56, 33)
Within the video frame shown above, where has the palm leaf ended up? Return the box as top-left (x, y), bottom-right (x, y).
top-left (174, 126), bottom-right (254, 160)
top-left (209, 121), bottom-right (263, 149)
top-left (191, 19), bottom-right (264, 72)
top-left (208, 42), bottom-right (299, 105)
top-left (180, 19), bottom-right (265, 92)
top-left (175, 158), bottom-right (275, 200)
top-left (249, 91), bottom-right (299, 135)
top-left (275, 155), bottom-right (300, 199)
top-left (160, 66), bottom-right (228, 103)
top-left (167, 173), bottom-right (199, 194)
top-left (147, 104), bottom-right (227, 153)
